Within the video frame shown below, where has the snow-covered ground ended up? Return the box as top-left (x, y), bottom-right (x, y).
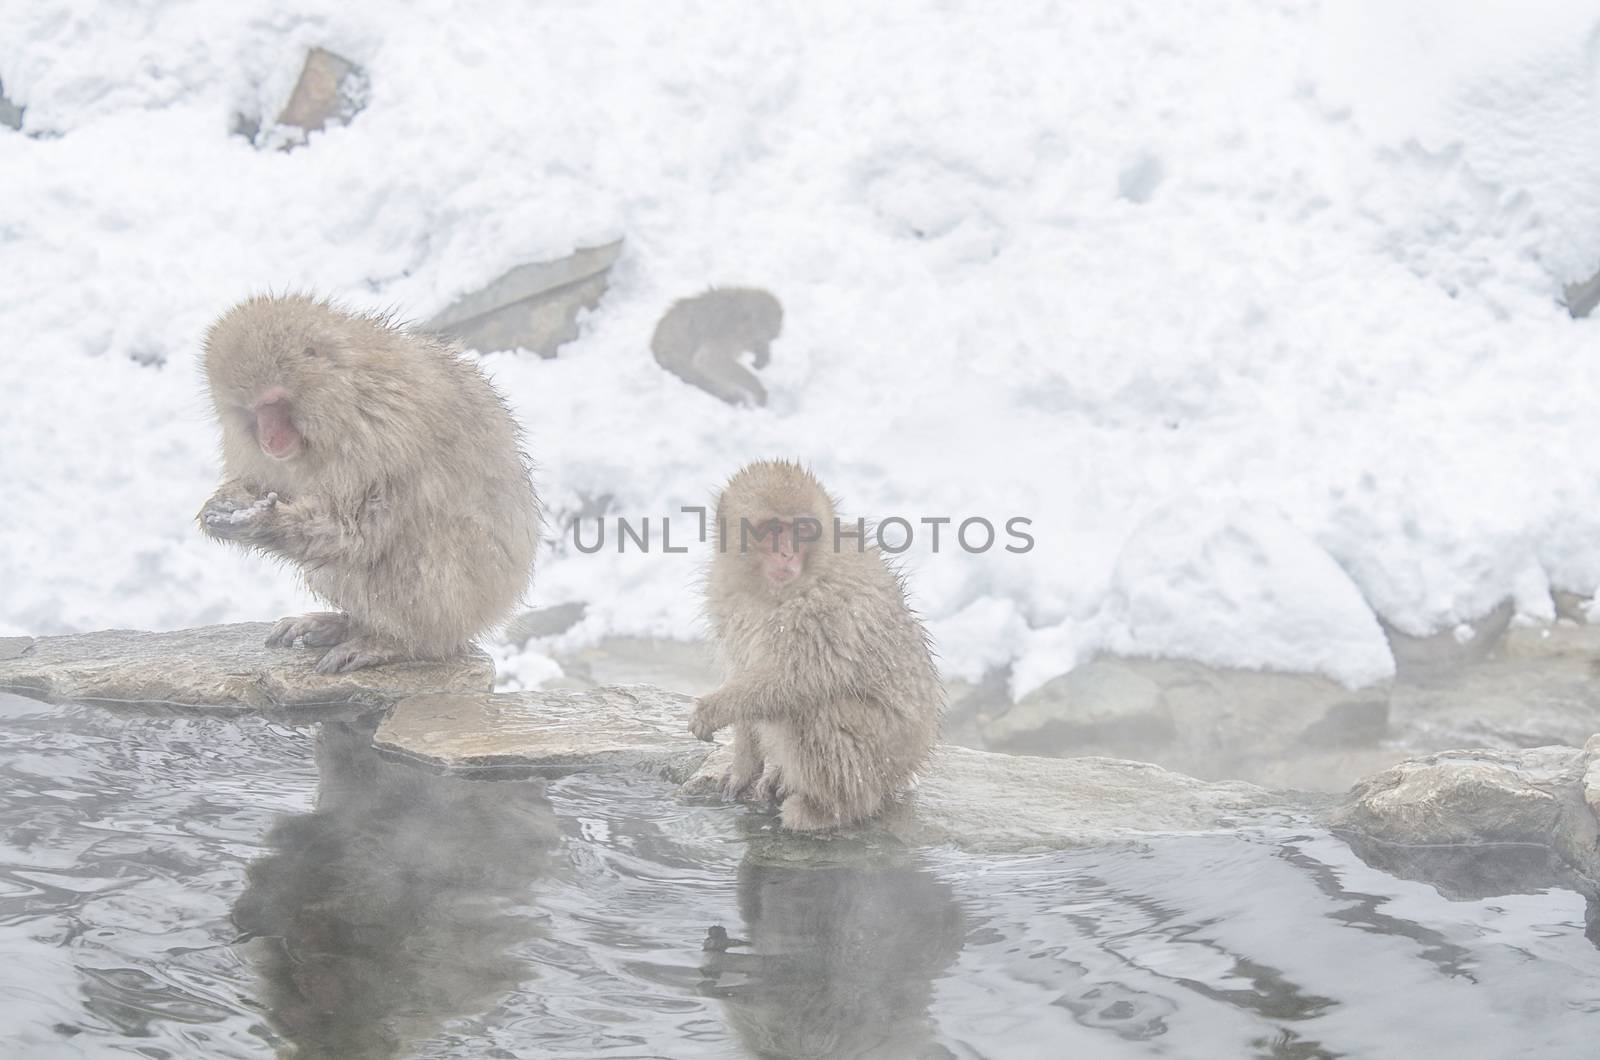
top-left (5, 0), bottom-right (1600, 696)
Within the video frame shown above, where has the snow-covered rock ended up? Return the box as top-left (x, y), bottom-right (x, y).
top-left (1099, 501), bottom-right (1394, 689)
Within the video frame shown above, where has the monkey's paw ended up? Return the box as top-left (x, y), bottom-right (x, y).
top-left (689, 701), bottom-right (725, 743)
top-left (314, 637), bottom-right (402, 674)
top-left (266, 612), bottom-right (350, 649)
top-left (751, 767), bottom-right (786, 804)
top-left (719, 764), bottom-right (761, 801)
top-left (199, 491), bottom-right (278, 541)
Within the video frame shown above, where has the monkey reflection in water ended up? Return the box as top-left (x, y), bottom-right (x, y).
top-left (701, 837), bottom-right (967, 1060)
top-left (231, 719), bottom-right (556, 1060)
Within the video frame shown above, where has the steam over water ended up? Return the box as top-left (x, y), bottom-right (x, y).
top-left (0, 693), bottom-right (1596, 1058)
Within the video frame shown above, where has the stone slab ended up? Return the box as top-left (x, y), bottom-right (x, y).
top-left (375, 685), bottom-right (718, 775)
top-left (0, 624), bottom-right (493, 710)
top-left (681, 742), bottom-right (1281, 852)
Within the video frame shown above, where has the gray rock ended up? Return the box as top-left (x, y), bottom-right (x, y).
top-left (0, 637), bottom-right (32, 662)
top-left (0, 78), bottom-right (21, 131)
top-left (1381, 599), bottom-right (1513, 678)
top-left (1333, 744), bottom-right (1600, 880)
top-left (550, 635), bottom-right (720, 697)
top-left (1494, 620), bottom-right (1600, 661)
top-left (375, 680), bottom-right (1280, 849)
top-left (375, 685), bottom-right (717, 776)
top-left (651, 288), bottom-right (782, 406)
top-left (1387, 650), bottom-right (1600, 751)
top-left (0, 624), bottom-right (492, 710)
top-left (984, 659), bottom-right (1173, 751)
top-left (504, 601), bottom-right (588, 647)
top-left (426, 241), bottom-right (622, 356)
top-left (981, 656), bottom-right (1388, 789)
top-left (1551, 590), bottom-right (1592, 623)
top-left (941, 665), bottom-right (1012, 748)
top-left (272, 47), bottom-right (368, 146)
top-left (1564, 268), bottom-right (1600, 318)
top-left (682, 742), bottom-right (1280, 852)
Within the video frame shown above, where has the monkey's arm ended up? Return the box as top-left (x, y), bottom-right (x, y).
top-left (201, 486), bottom-right (374, 568)
top-left (690, 667), bottom-right (838, 740)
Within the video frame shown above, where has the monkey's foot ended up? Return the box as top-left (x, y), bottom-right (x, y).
top-left (750, 767), bottom-right (786, 804)
top-left (265, 612), bottom-right (350, 649)
top-left (778, 794), bottom-right (845, 833)
top-left (719, 764), bottom-right (762, 802)
top-left (314, 636), bottom-right (405, 674)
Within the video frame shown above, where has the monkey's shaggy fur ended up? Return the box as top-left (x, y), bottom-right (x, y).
top-left (198, 294), bottom-right (540, 673)
top-left (691, 460), bottom-right (942, 831)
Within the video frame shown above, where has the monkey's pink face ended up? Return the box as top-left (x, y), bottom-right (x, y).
top-left (753, 518), bottom-right (811, 587)
top-left (252, 387), bottom-right (301, 460)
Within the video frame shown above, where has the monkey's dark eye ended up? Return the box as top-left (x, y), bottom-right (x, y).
top-left (303, 346), bottom-right (318, 358)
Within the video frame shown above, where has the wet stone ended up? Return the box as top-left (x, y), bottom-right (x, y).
top-left (376, 685), bottom-right (718, 776)
top-left (681, 742), bottom-right (1282, 852)
top-left (0, 624), bottom-right (492, 711)
top-left (1332, 744), bottom-right (1600, 881)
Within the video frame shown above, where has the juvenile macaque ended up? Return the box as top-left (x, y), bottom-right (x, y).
top-left (197, 294), bottom-right (540, 673)
top-left (690, 460), bottom-right (941, 830)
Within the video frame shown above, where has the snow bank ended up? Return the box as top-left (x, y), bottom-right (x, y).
top-left (6, 0), bottom-right (1600, 693)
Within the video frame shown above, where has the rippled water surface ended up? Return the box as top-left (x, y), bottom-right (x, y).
top-left (2, 692), bottom-right (1598, 1058)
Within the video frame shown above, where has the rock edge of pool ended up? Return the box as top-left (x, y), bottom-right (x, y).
top-left (3, 622), bottom-right (1599, 873)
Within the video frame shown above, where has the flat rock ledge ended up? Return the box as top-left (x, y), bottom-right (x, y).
top-left (0, 624), bottom-right (493, 710)
top-left (376, 684), bottom-right (1283, 850)
top-left (1333, 739), bottom-right (1600, 883)
top-left (376, 685), bottom-right (717, 776)
top-left (684, 744), bottom-right (1282, 851)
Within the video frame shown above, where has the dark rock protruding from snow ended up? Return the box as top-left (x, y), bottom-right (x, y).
top-left (426, 241), bottom-right (622, 356)
top-left (0, 78), bottom-right (21, 131)
top-left (273, 47), bottom-right (368, 146)
top-left (1380, 599), bottom-right (1513, 678)
top-left (651, 287), bottom-right (783, 406)
top-left (0, 624), bottom-right (492, 710)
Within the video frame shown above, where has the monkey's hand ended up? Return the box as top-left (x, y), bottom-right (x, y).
top-left (690, 692), bottom-right (733, 742)
top-left (198, 488), bottom-right (279, 545)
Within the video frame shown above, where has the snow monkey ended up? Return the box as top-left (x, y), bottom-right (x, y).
top-left (690, 460), bottom-right (942, 831)
top-left (197, 294), bottom-right (540, 673)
